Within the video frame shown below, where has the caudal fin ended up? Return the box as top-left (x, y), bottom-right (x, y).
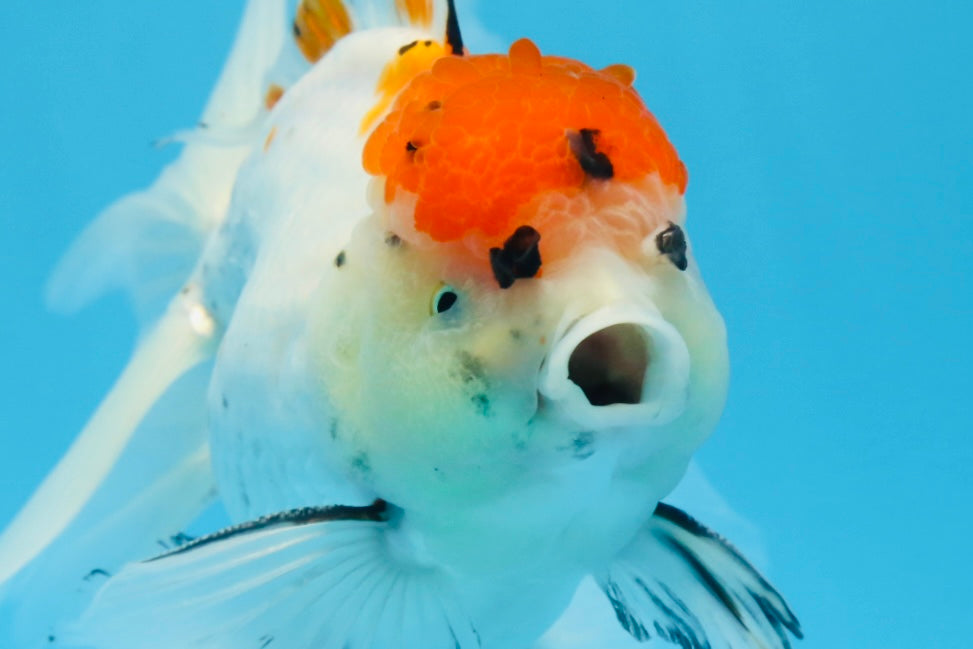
top-left (1, 1), bottom-right (291, 644)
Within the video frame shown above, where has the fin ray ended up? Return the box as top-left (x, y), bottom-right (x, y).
top-left (69, 503), bottom-right (481, 649)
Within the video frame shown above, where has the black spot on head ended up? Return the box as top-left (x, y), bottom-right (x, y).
top-left (406, 140), bottom-right (419, 153)
top-left (568, 128), bottom-right (614, 179)
top-left (384, 232), bottom-right (403, 247)
top-left (489, 225), bottom-right (542, 289)
top-left (335, 251), bottom-right (346, 268)
top-left (424, 40), bottom-right (433, 47)
top-left (398, 40), bottom-right (419, 56)
top-left (655, 222), bottom-right (688, 271)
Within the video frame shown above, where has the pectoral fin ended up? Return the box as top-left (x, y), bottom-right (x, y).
top-left (598, 503), bottom-right (802, 649)
top-left (67, 502), bottom-right (481, 649)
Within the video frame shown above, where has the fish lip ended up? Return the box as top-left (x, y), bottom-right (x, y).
top-left (536, 302), bottom-right (691, 430)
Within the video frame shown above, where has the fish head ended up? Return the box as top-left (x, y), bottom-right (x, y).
top-left (309, 39), bottom-right (728, 513)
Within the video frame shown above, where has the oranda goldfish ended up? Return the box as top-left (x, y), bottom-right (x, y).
top-left (0, 1), bottom-right (801, 648)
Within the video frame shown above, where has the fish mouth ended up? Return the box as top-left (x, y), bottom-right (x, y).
top-left (567, 323), bottom-right (648, 406)
top-left (538, 303), bottom-right (690, 429)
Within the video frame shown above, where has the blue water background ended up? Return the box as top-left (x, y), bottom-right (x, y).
top-left (0, 1), bottom-right (970, 647)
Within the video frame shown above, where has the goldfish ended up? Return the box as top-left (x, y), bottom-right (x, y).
top-left (0, 1), bottom-right (802, 648)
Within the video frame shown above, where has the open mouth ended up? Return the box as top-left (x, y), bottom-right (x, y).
top-left (567, 324), bottom-right (649, 406)
top-left (537, 302), bottom-right (691, 429)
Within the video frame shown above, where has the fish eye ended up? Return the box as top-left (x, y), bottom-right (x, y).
top-left (431, 285), bottom-right (459, 315)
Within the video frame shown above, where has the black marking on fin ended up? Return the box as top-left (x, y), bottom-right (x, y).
top-left (170, 532), bottom-right (195, 547)
top-left (83, 568), bottom-right (111, 581)
top-left (259, 634), bottom-right (274, 649)
top-left (605, 580), bottom-right (651, 641)
top-left (653, 502), bottom-right (803, 638)
top-left (636, 578), bottom-right (708, 649)
top-left (146, 501), bottom-right (388, 562)
top-left (656, 223), bottom-right (688, 271)
top-left (489, 225), bottom-right (542, 289)
top-left (660, 532), bottom-right (746, 628)
top-left (445, 0), bottom-right (464, 55)
top-left (568, 128), bottom-right (614, 179)
top-left (399, 40), bottom-right (419, 55)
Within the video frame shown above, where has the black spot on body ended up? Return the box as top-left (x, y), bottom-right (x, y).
top-left (571, 432), bottom-right (595, 459)
top-left (259, 635), bottom-right (274, 649)
top-left (424, 40), bottom-right (433, 47)
top-left (406, 140), bottom-right (419, 153)
top-left (385, 232), bottom-right (403, 247)
top-left (292, 21), bottom-right (301, 37)
top-left (510, 329), bottom-right (522, 340)
top-left (48, 635), bottom-right (55, 643)
top-left (398, 40), bottom-right (419, 55)
top-left (335, 251), bottom-right (346, 268)
top-left (456, 351), bottom-right (486, 384)
top-left (330, 418), bottom-right (339, 440)
top-left (489, 225), bottom-right (542, 289)
top-left (568, 128), bottom-right (614, 179)
top-left (471, 393), bottom-right (492, 416)
top-left (222, 394), bottom-right (229, 409)
top-left (427, 100), bottom-right (442, 111)
top-left (656, 223), bottom-right (688, 271)
top-left (351, 453), bottom-right (372, 476)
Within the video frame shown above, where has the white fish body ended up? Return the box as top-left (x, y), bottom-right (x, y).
top-left (0, 2), bottom-right (802, 648)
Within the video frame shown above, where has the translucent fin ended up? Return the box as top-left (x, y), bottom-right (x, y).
top-left (67, 503), bottom-right (481, 649)
top-left (2, 361), bottom-right (218, 647)
top-left (0, 301), bottom-right (217, 591)
top-left (46, 0), bottom-right (287, 325)
top-left (598, 503), bottom-right (802, 649)
top-left (342, 0), bottom-right (448, 32)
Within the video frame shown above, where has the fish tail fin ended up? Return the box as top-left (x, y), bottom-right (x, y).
top-left (0, 299), bottom-right (221, 647)
top-left (46, 0), bottom-right (288, 326)
top-left (293, 0), bottom-right (457, 63)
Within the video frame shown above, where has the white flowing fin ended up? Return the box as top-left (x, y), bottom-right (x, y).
top-left (46, 0), bottom-right (287, 326)
top-left (597, 503), bottom-right (802, 649)
top-left (2, 360), bottom-right (218, 648)
top-left (342, 0), bottom-right (449, 34)
top-left (0, 297), bottom-right (218, 590)
top-left (66, 502), bottom-right (481, 649)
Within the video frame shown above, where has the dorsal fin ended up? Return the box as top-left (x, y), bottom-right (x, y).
top-left (445, 0), bottom-right (464, 55)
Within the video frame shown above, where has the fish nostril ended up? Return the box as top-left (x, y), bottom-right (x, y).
top-left (567, 323), bottom-right (648, 406)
